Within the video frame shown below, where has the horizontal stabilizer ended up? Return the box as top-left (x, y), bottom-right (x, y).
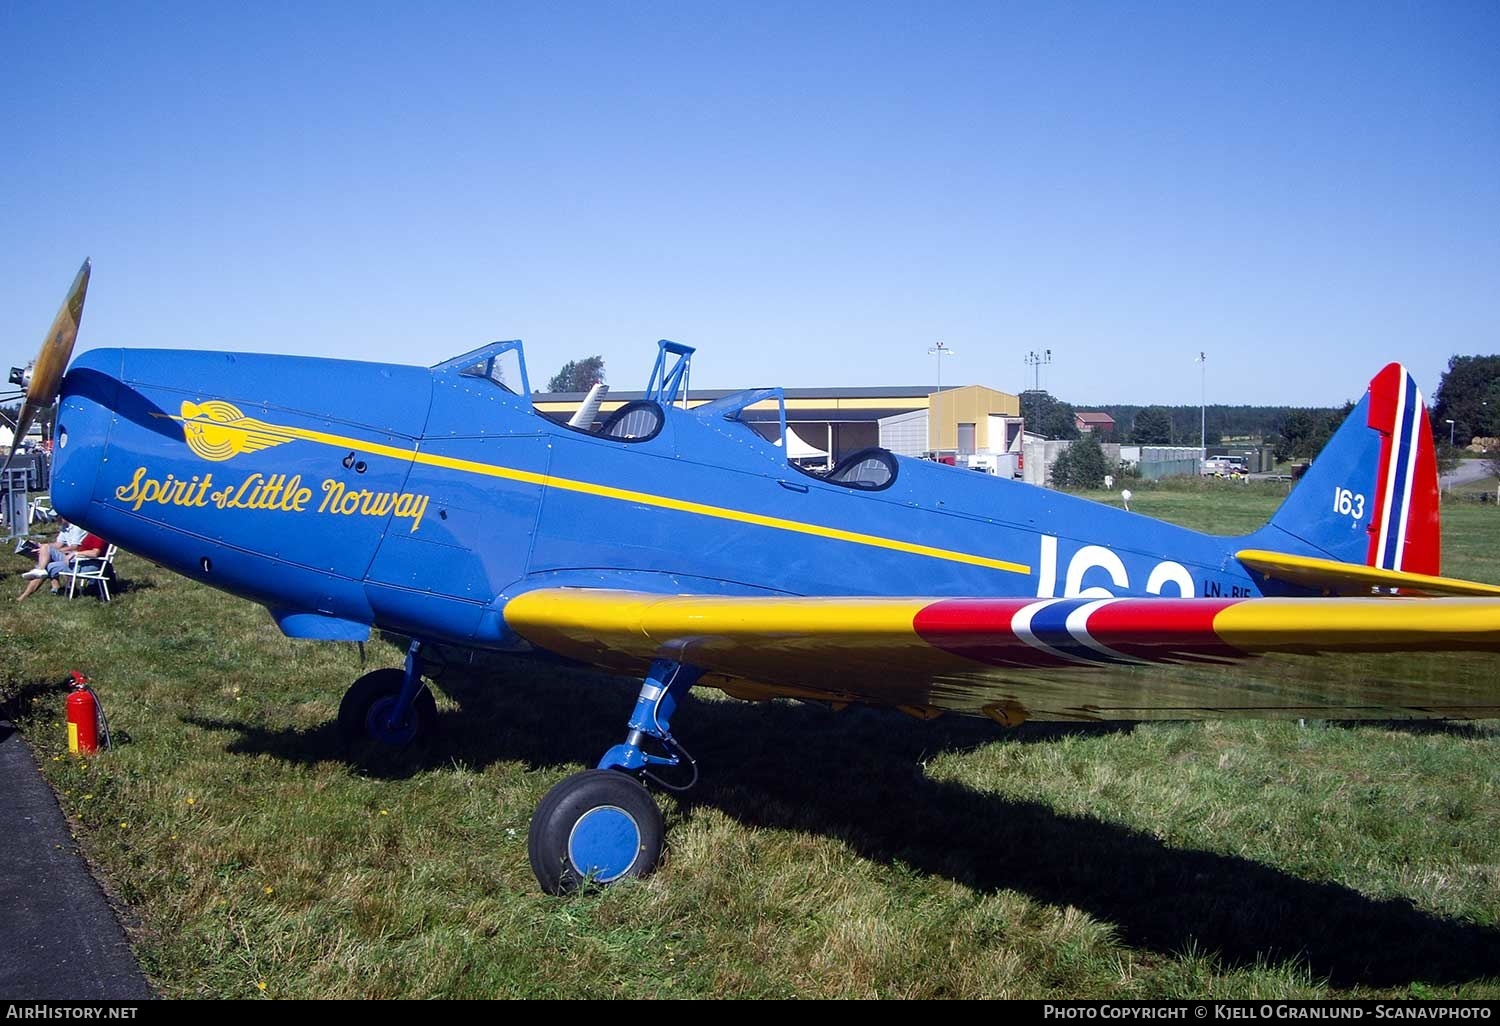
top-left (1237, 549), bottom-right (1500, 598)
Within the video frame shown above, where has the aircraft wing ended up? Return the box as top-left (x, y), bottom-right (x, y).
top-left (504, 589), bottom-right (1500, 723)
top-left (1237, 549), bottom-right (1500, 597)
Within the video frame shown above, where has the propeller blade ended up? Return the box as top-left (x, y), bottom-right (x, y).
top-left (5, 258), bottom-right (90, 472)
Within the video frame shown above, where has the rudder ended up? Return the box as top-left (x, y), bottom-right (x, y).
top-left (1256, 363), bottom-right (1440, 574)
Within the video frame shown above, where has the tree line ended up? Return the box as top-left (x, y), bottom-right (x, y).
top-left (1095, 403), bottom-right (1345, 448)
top-left (546, 356), bottom-right (606, 393)
top-left (1432, 355), bottom-right (1500, 446)
top-left (1021, 391), bottom-right (1345, 451)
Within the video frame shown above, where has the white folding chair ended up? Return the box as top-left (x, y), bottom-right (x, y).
top-left (62, 544), bottom-right (118, 601)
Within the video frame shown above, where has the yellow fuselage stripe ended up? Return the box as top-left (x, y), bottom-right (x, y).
top-left (186, 418), bottom-right (1032, 576)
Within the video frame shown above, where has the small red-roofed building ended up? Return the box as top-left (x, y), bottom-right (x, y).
top-left (1075, 411), bottom-right (1116, 439)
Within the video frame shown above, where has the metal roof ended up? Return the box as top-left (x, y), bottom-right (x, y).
top-left (534, 385), bottom-right (963, 402)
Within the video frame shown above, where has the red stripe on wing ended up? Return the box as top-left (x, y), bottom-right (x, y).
top-left (912, 599), bottom-right (1072, 668)
top-left (1085, 598), bottom-right (1243, 659)
top-left (913, 597), bottom-right (1247, 667)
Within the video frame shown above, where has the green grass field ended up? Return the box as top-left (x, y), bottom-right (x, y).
top-left (1449, 475), bottom-right (1500, 497)
top-left (3, 480), bottom-right (1497, 999)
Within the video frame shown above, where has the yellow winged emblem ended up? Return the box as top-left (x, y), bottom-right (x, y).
top-left (176, 400), bottom-right (296, 462)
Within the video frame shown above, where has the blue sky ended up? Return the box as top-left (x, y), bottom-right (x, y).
top-left (3, 2), bottom-right (1495, 406)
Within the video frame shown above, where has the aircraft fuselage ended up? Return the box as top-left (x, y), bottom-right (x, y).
top-left (51, 347), bottom-right (1289, 649)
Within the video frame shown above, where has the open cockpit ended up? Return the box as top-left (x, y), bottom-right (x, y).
top-left (432, 337), bottom-right (899, 482)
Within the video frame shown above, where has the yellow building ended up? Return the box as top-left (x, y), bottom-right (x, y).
top-left (926, 385), bottom-right (1023, 454)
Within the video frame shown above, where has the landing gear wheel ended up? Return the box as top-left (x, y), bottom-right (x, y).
top-left (528, 769), bottom-right (665, 895)
top-left (336, 667), bottom-right (437, 748)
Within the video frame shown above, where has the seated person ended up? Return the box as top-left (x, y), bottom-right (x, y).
top-left (19, 531), bottom-right (109, 601)
top-left (18, 515), bottom-right (86, 561)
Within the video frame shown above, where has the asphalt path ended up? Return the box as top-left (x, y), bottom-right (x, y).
top-left (0, 721), bottom-right (152, 1000)
top-left (1441, 458), bottom-right (1493, 489)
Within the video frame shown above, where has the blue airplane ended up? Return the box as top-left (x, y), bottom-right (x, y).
top-left (14, 260), bottom-right (1500, 893)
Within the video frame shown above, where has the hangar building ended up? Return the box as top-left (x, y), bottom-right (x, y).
top-left (534, 384), bottom-right (1024, 465)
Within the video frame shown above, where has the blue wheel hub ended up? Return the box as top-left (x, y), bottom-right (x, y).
top-left (366, 695), bottom-right (418, 746)
top-left (566, 805), bottom-right (642, 883)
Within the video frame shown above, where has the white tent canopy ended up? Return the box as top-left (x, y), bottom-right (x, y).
top-left (774, 427), bottom-right (829, 461)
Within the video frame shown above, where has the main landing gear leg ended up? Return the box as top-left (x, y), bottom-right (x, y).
top-left (337, 640), bottom-right (437, 748)
top-left (528, 658), bottom-right (703, 895)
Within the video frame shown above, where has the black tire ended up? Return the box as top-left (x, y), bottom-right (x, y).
top-left (528, 769), bottom-right (664, 895)
top-left (336, 667), bottom-right (437, 748)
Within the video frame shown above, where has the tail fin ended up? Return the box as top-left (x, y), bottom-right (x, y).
top-left (1257, 363), bottom-right (1440, 574)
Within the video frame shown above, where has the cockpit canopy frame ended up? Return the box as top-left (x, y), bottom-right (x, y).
top-left (432, 340), bottom-right (531, 399)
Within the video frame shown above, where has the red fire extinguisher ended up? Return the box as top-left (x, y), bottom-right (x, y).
top-left (66, 671), bottom-right (109, 755)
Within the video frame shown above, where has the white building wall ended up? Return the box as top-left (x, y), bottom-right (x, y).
top-left (1022, 439), bottom-right (1074, 486)
top-left (878, 410), bottom-right (930, 457)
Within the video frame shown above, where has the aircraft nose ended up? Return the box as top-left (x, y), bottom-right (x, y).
top-left (50, 348), bottom-right (124, 522)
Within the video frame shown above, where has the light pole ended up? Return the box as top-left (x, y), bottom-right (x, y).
top-left (1195, 351), bottom-right (1206, 457)
top-left (1024, 349), bottom-right (1052, 435)
top-left (1447, 419), bottom-right (1456, 446)
top-left (927, 341), bottom-right (955, 392)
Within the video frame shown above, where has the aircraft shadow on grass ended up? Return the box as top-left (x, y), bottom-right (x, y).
top-left (184, 659), bottom-right (1500, 989)
top-left (1328, 719), bottom-right (1499, 741)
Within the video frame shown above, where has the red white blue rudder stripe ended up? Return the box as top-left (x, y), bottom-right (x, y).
top-left (1255, 363), bottom-right (1441, 575)
top-left (1365, 363), bottom-right (1440, 574)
